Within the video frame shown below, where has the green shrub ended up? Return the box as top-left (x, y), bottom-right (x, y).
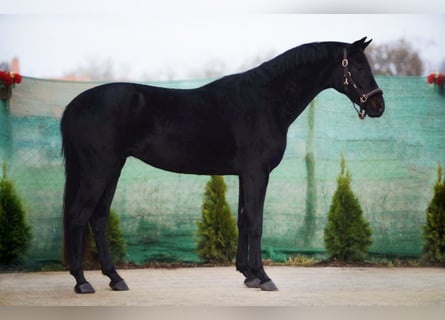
top-left (89, 208), bottom-right (127, 266)
top-left (0, 163), bottom-right (32, 265)
top-left (324, 156), bottom-right (372, 262)
top-left (196, 175), bottom-right (237, 263)
top-left (422, 163), bottom-right (445, 264)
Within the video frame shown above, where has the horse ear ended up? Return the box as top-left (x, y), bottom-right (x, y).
top-left (352, 37), bottom-right (372, 50)
top-left (363, 38), bottom-right (373, 50)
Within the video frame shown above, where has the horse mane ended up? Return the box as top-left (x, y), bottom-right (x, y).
top-left (240, 41), bottom-right (345, 84)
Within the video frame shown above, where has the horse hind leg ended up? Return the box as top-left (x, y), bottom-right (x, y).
top-left (66, 163), bottom-right (124, 294)
top-left (89, 168), bottom-right (128, 291)
top-left (66, 179), bottom-right (106, 294)
top-left (68, 223), bottom-right (94, 293)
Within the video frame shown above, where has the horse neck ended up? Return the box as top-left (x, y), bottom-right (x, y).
top-left (269, 59), bottom-right (337, 126)
top-left (242, 43), bottom-right (342, 126)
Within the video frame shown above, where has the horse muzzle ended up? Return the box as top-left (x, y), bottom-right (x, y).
top-left (364, 93), bottom-right (385, 118)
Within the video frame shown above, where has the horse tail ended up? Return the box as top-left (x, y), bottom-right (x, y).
top-left (61, 105), bottom-right (80, 266)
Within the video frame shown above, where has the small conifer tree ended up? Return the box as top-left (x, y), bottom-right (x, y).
top-left (106, 209), bottom-right (127, 264)
top-left (324, 156), bottom-right (372, 262)
top-left (0, 163), bottom-right (32, 265)
top-left (422, 162), bottom-right (445, 264)
top-left (196, 175), bottom-right (237, 263)
top-left (88, 209), bottom-right (127, 266)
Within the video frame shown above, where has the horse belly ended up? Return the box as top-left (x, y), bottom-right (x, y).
top-left (130, 132), bottom-right (239, 175)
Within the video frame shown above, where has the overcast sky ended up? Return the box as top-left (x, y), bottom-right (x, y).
top-left (1, 1), bottom-right (444, 80)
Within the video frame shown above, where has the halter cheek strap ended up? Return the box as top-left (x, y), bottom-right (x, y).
top-left (342, 48), bottom-right (382, 119)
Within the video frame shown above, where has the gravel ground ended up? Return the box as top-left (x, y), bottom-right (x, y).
top-left (1, 266), bottom-right (445, 306)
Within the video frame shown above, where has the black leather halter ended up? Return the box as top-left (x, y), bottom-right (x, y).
top-left (342, 48), bottom-right (383, 119)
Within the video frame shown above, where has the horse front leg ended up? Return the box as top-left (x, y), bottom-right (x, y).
top-left (236, 176), bottom-right (261, 288)
top-left (239, 171), bottom-right (278, 291)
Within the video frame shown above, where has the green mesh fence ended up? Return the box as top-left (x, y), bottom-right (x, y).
top-left (1, 76), bottom-right (444, 269)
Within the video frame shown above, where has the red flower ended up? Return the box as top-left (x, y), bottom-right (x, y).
top-left (437, 74), bottom-right (445, 86)
top-left (426, 72), bottom-right (445, 87)
top-left (2, 72), bottom-right (13, 86)
top-left (0, 71), bottom-right (22, 87)
top-left (0, 71), bottom-right (6, 83)
top-left (427, 73), bottom-right (436, 84)
top-left (12, 73), bottom-right (22, 84)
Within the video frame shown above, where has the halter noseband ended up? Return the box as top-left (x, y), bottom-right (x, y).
top-left (342, 48), bottom-right (382, 119)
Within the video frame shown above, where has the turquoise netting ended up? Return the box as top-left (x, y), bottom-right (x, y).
top-left (1, 76), bottom-right (444, 268)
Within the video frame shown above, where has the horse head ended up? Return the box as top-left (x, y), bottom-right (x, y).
top-left (339, 37), bottom-right (385, 119)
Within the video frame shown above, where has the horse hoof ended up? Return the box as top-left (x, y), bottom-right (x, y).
top-left (74, 282), bottom-right (95, 294)
top-left (260, 280), bottom-right (278, 291)
top-left (244, 277), bottom-right (261, 288)
top-left (110, 279), bottom-right (129, 291)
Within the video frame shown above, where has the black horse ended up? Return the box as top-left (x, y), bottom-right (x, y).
top-left (61, 37), bottom-right (384, 293)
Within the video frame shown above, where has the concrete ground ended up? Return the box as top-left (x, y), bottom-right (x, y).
top-left (1, 266), bottom-right (445, 306)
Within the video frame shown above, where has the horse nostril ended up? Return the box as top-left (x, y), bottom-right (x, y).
top-left (379, 103), bottom-right (385, 113)
top-left (376, 99), bottom-right (385, 114)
